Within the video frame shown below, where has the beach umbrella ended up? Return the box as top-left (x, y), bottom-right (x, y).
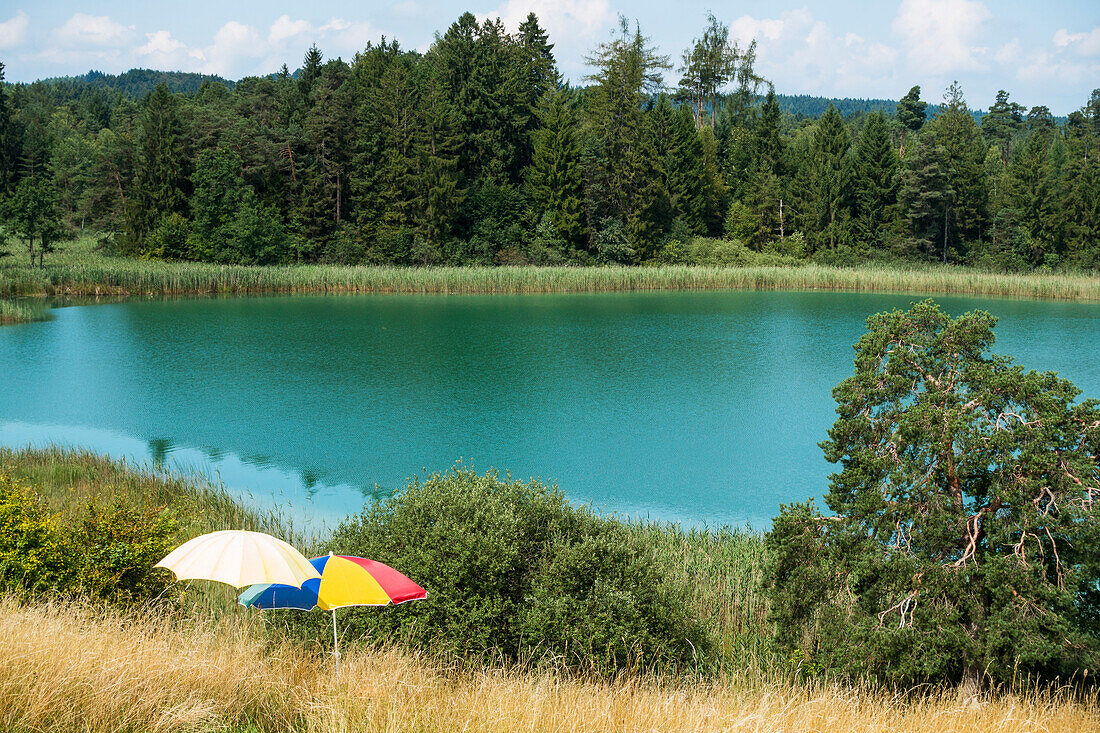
top-left (155, 530), bottom-right (321, 589)
top-left (239, 553), bottom-right (426, 673)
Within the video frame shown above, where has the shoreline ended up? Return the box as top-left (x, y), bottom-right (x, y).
top-left (1, 238), bottom-right (1099, 308)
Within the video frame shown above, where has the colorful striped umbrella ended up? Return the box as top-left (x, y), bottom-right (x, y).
top-left (239, 553), bottom-right (426, 672)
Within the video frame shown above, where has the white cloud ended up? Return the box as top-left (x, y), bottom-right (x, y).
top-left (269, 15), bottom-right (312, 45)
top-left (0, 10), bottom-right (29, 49)
top-left (893, 0), bottom-right (991, 74)
top-left (994, 39), bottom-right (1021, 65)
top-left (134, 30), bottom-right (205, 71)
top-left (127, 16), bottom-right (386, 78)
top-left (1015, 27), bottom-right (1100, 87)
top-left (1052, 27), bottom-right (1100, 57)
top-left (726, 8), bottom-right (900, 99)
top-left (199, 21), bottom-right (264, 75)
top-left (53, 13), bottom-right (134, 48)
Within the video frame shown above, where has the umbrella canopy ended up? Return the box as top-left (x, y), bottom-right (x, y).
top-left (155, 530), bottom-right (321, 589)
top-left (238, 554), bottom-right (426, 610)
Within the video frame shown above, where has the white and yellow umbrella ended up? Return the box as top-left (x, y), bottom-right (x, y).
top-left (155, 530), bottom-right (321, 589)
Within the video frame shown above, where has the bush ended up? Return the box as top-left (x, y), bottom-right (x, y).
top-left (325, 468), bottom-right (707, 672)
top-left (64, 500), bottom-right (177, 607)
top-left (0, 474), bottom-right (65, 595)
top-left (0, 472), bottom-right (176, 606)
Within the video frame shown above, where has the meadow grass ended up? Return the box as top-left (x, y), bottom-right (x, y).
top-left (2, 448), bottom-right (1098, 731)
top-left (3, 236), bottom-right (1100, 307)
top-left (2, 596), bottom-right (1096, 733)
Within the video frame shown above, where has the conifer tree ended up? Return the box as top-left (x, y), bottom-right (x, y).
top-left (1006, 130), bottom-right (1057, 265)
top-left (298, 45), bottom-right (324, 101)
top-left (895, 85), bottom-right (926, 154)
top-left (851, 112), bottom-right (899, 252)
top-left (754, 88), bottom-right (783, 175)
top-left (126, 84), bottom-right (188, 253)
top-left (767, 300), bottom-right (1100, 687)
top-left (981, 89), bottom-right (1025, 166)
top-left (584, 16), bottom-right (670, 252)
top-left (927, 82), bottom-right (987, 256)
top-left (527, 90), bottom-right (584, 245)
top-left (897, 135), bottom-right (952, 260)
top-left (804, 105), bottom-right (852, 250)
top-left (516, 13), bottom-right (560, 170)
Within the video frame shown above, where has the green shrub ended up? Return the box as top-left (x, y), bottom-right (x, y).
top-left (0, 474), bottom-right (66, 594)
top-left (325, 468), bottom-right (708, 672)
top-left (0, 472), bottom-right (176, 606)
top-left (63, 500), bottom-right (177, 607)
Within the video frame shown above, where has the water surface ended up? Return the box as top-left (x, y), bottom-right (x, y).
top-left (2, 291), bottom-right (1097, 528)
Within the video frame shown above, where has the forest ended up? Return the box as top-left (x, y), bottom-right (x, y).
top-left (0, 12), bottom-right (1098, 272)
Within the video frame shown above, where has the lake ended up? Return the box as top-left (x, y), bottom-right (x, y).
top-left (1, 291), bottom-right (1097, 528)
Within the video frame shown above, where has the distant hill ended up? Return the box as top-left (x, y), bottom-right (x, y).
top-left (35, 69), bottom-right (235, 97)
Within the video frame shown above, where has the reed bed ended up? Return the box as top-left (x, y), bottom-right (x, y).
top-left (0, 297), bottom-right (49, 324)
top-left (0, 446), bottom-right (303, 544)
top-left (630, 523), bottom-right (771, 666)
top-left (3, 236), bottom-right (1100, 303)
top-left (2, 597), bottom-right (1096, 733)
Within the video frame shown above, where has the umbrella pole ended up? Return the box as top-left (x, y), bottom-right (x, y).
top-left (332, 608), bottom-right (340, 677)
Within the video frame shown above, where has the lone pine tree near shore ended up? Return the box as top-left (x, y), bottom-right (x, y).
top-left (767, 300), bottom-right (1100, 685)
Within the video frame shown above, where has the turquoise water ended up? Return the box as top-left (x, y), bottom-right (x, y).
top-left (1, 291), bottom-right (1097, 528)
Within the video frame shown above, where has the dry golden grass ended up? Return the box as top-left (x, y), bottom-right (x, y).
top-left (2, 597), bottom-right (1096, 733)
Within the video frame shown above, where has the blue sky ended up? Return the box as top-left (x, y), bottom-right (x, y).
top-left (0, 1), bottom-right (1097, 113)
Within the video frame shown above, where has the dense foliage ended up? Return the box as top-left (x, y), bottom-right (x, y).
top-left (0, 13), bottom-right (1096, 270)
top-left (766, 301), bottom-right (1100, 685)
top-left (324, 468), bottom-right (708, 671)
top-left (0, 472), bottom-right (176, 606)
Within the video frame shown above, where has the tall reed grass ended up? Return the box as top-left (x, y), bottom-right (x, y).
top-left (0, 446), bottom-right (303, 543)
top-left (4, 236), bottom-right (1100, 302)
top-left (0, 298), bottom-right (49, 324)
top-left (2, 597), bottom-right (1096, 733)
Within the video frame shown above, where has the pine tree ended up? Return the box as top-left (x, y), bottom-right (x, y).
top-left (126, 84), bottom-right (188, 254)
top-left (981, 90), bottom-right (1025, 166)
top-left (527, 90), bottom-right (584, 245)
top-left (897, 135), bottom-right (952, 260)
top-left (584, 16), bottom-right (670, 253)
top-left (895, 85), bottom-right (926, 154)
top-left (298, 45), bottom-right (324, 101)
top-left (1006, 130), bottom-right (1057, 265)
top-left (927, 82), bottom-right (988, 257)
top-left (805, 105), bottom-right (852, 250)
top-left (851, 112), bottom-right (899, 253)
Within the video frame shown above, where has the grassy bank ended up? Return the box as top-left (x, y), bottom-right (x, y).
top-left (3, 236), bottom-right (1100, 304)
top-left (0, 446), bottom-right (301, 543)
top-left (3, 598), bottom-right (1096, 733)
top-left (2, 448), bottom-right (1097, 731)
